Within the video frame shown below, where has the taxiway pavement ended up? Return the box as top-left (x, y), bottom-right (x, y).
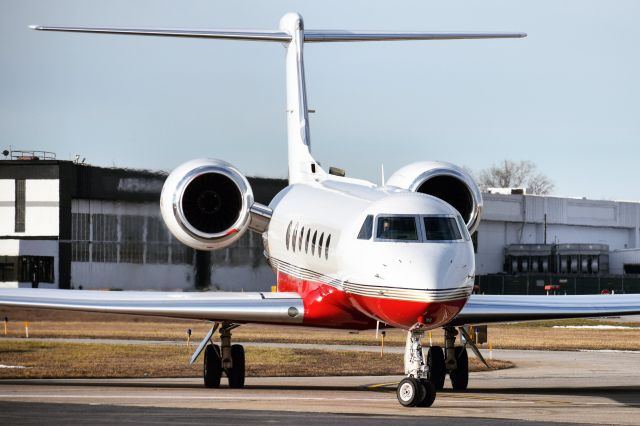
top-left (0, 349), bottom-right (639, 425)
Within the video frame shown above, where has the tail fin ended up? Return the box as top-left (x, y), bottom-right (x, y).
top-left (31, 13), bottom-right (525, 185)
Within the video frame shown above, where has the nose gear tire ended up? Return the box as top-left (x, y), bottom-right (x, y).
top-left (416, 379), bottom-right (437, 407)
top-left (397, 377), bottom-right (425, 407)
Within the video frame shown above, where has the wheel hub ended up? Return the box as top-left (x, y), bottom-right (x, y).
top-left (399, 382), bottom-right (414, 401)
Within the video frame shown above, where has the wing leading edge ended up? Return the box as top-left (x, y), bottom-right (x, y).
top-left (0, 288), bottom-right (304, 324)
top-left (451, 294), bottom-right (640, 326)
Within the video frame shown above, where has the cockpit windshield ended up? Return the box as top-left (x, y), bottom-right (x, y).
top-left (376, 216), bottom-right (419, 241)
top-left (423, 216), bottom-right (462, 241)
top-left (365, 214), bottom-right (466, 242)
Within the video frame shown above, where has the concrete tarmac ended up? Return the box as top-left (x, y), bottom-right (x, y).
top-left (1, 349), bottom-right (639, 425)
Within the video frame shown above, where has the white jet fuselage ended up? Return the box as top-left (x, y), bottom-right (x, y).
top-left (266, 177), bottom-right (476, 329)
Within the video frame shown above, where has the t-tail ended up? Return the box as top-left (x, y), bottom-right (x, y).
top-left (30, 12), bottom-right (526, 184)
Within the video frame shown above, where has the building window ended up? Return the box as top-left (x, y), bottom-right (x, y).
top-left (92, 214), bottom-right (118, 263)
top-left (624, 264), bottom-right (640, 274)
top-left (18, 256), bottom-right (54, 284)
top-left (147, 217), bottom-right (170, 264)
top-left (0, 256), bottom-right (17, 282)
top-left (71, 213), bottom-right (90, 262)
top-left (227, 231), bottom-right (251, 266)
top-left (14, 179), bottom-right (25, 233)
top-left (0, 256), bottom-right (53, 284)
top-left (171, 235), bottom-right (194, 265)
top-left (120, 215), bottom-right (144, 264)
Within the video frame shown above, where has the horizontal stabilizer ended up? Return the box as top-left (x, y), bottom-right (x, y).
top-left (29, 26), bottom-right (525, 43)
top-left (29, 25), bottom-right (292, 42)
top-left (304, 30), bottom-right (526, 42)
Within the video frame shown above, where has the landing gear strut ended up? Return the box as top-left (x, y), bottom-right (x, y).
top-left (397, 326), bottom-right (471, 405)
top-left (203, 323), bottom-right (245, 389)
top-left (397, 330), bottom-right (437, 407)
top-left (444, 327), bottom-right (469, 391)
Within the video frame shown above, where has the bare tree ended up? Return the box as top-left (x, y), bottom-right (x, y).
top-left (477, 160), bottom-right (554, 195)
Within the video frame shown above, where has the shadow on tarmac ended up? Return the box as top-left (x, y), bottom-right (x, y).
top-left (2, 378), bottom-right (640, 406)
top-left (0, 401), bottom-right (569, 426)
top-left (368, 383), bottom-right (640, 407)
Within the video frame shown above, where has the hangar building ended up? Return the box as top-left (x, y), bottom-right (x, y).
top-left (475, 192), bottom-right (640, 294)
top-left (1, 153), bottom-right (639, 294)
top-left (0, 153), bottom-right (278, 291)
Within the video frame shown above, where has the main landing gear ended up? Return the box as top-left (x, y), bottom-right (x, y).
top-left (423, 327), bottom-right (469, 391)
top-left (203, 323), bottom-right (246, 389)
top-left (397, 327), bottom-right (471, 407)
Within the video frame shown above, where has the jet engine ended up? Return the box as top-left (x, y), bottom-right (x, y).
top-left (386, 161), bottom-right (482, 234)
top-left (160, 159), bottom-right (259, 251)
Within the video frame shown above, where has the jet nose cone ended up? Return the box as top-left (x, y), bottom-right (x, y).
top-left (405, 242), bottom-right (475, 292)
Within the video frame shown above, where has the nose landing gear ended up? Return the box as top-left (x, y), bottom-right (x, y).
top-left (398, 330), bottom-right (437, 407)
top-left (397, 326), bottom-right (473, 407)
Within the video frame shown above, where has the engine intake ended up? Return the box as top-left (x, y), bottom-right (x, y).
top-left (160, 159), bottom-right (254, 250)
top-left (387, 161), bottom-right (482, 234)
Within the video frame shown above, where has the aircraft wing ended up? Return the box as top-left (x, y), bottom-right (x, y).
top-left (451, 294), bottom-right (640, 326)
top-left (0, 288), bottom-right (304, 324)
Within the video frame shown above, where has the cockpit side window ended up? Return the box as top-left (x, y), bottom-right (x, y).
top-left (357, 215), bottom-right (373, 240)
top-left (423, 217), bottom-right (462, 241)
top-left (376, 216), bottom-right (418, 241)
top-left (455, 215), bottom-right (471, 241)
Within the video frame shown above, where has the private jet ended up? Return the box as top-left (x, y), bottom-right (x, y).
top-left (2, 12), bottom-right (640, 407)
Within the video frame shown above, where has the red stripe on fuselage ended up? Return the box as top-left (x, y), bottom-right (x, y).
top-left (277, 270), bottom-right (374, 329)
top-left (276, 270), bottom-right (467, 330)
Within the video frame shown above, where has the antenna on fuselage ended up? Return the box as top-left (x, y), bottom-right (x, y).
top-left (30, 14), bottom-right (525, 185)
top-left (381, 164), bottom-right (386, 186)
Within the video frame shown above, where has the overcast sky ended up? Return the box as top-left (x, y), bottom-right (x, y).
top-left (1, 1), bottom-right (639, 201)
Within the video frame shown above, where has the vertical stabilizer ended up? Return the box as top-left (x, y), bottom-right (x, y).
top-left (279, 13), bottom-right (324, 184)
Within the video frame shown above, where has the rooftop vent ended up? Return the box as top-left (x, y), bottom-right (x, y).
top-left (2, 150), bottom-right (56, 161)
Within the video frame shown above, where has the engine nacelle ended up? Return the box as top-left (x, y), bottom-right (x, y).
top-left (160, 159), bottom-right (254, 250)
top-left (386, 161), bottom-right (482, 234)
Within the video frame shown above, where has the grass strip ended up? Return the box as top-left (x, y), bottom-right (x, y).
top-left (0, 341), bottom-right (512, 379)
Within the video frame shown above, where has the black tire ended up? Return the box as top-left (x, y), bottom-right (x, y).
top-left (450, 346), bottom-right (469, 391)
top-left (226, 344), bottom-right (246, 388)
top-left (416, 379), bottom-right (437, 407)
top-left (427, 346), bottom-right (446, 390)
top-left (396, 377), bottom-right (424, 407)
top-left (203, 344), bottom-right (222, 388)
